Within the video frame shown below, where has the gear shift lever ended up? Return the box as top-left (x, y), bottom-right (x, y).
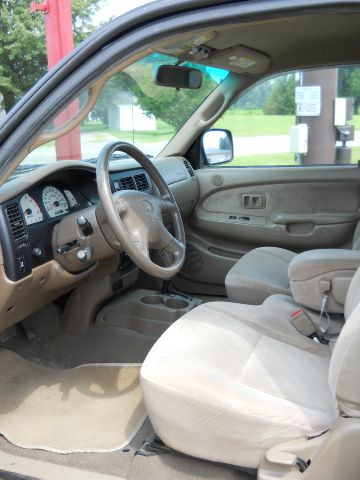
top-left (160, 279), bottom-right (192, 301)
top-left (161, 280), bottom-right (170, 295)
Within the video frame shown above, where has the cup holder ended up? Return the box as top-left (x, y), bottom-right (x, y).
top-left (141, 295), bottom-right (189, 310)
top-left (164, 298), bottom-right (189, 309)
top-left (141, 295), bottom-right (163, 305)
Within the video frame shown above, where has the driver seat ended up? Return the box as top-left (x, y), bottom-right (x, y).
top-left (140, 269), bottom-right (360, 469)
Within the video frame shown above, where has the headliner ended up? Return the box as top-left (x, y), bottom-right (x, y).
top-left (194, 9), bottom-right (360, 78)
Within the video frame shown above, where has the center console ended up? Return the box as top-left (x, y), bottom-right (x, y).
top-left (95, 288), bottom-right (202, 337)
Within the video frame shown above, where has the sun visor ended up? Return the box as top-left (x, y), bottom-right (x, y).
top-left (157, 32), bottom-right (216, 56)
top-left (207, 45), bottom-right (270, 74)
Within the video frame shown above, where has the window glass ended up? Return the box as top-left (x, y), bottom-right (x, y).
top-left (13, 53), bottom-right (227, 181)
top-left (210, 66), bottom-right (360, 167)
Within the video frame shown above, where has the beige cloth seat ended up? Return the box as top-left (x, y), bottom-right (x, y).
top-left (141, 295), bottom-right (339, 469)
top-left (141, 268), bottom-right (360, 468)
top-left (226, 247), bottom-right (296, 304)
top-left (225, 224), bottom-right (360, 304)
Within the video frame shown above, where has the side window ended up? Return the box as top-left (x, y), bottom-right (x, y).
top-left (207, 66), bottom-right (360, 167)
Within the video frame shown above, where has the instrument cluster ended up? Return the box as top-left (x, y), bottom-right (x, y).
top-left (19, 185), bottom-right (80, 226)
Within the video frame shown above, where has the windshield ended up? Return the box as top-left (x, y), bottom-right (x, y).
top-left (12, 53), bottom-right (228, 179)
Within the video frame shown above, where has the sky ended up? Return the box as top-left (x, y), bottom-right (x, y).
top-left (96, 0), bottom-right (155, 24)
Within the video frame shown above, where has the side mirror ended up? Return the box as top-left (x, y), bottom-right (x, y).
top-left (202, 129), bottom-right (233, 165)
top-left (153, 65), bottom-right (203, 89)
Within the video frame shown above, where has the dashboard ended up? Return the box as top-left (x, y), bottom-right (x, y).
top-left (0, 166), bottom-right (154, 282)
top-left (0, 156), bottom-right (197, 285)
top-left (0, 156), bottom-right (198, 332)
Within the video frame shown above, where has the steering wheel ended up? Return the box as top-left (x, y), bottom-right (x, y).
top-left (96, 141), bottom-right (186, 279)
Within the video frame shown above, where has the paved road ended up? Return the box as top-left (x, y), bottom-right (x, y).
top-left (233, 131), bottom-right (360, 156)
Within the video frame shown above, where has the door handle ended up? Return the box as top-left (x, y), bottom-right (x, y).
top-left (242, 193), bottom-right (265, 209)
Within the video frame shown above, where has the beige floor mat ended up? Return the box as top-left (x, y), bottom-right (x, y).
top-left (0, 349), bottom-right (146, 453)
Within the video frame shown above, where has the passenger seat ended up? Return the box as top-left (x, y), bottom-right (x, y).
top-left (225, 223), bottom-right (360, 304)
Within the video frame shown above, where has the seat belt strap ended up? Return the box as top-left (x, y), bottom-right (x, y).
top-left (319, 279), bottom-right (331, 334)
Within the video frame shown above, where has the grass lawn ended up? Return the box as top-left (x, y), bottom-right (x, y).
top-left (214, 110), bottom-right (296, 136)
top-left (350, 116), bottom-right (360, 130)
top-left (229, 153), bottom-right (296, 167)
top-left (82, 111), bottom-right (297, 141)
top-left (82, 113), bottom-right (360, 142)
top-left (81, 120), bottom-right (174, 143)
top-left (216, 110), bottom-right (360, 139)
top-left (80, 113), bottom-right (360, 167)
top-left (226, 146), bottom-right (360, 167)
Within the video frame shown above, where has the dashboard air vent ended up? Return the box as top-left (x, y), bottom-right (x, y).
top-left (5, 204), bottom-right (27, 241)
top-left (134, 173), bottom-right (149, 191)
top-left (182, 159), bottom-right (195, 178)
top-left (120, 176), bottom-right (136, 190)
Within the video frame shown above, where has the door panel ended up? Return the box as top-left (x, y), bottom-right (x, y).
top-left (196, 181), bottom-right (359, 249)
top-left (173, 165), bottom-right (360, 295)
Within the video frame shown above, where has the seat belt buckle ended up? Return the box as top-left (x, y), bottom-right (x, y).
top-left (290, 309), bottom-right (317, 338)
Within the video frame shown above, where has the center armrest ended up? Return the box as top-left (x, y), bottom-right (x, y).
top-left (288, 249), bottom-right (360, 313)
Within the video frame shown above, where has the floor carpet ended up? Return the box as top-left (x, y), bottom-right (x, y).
top-left (0, 349), bottom-right (146, 453)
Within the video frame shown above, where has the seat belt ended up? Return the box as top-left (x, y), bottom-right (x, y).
top-left (319, 279), bottom-right (331, 334)
top-left (290, 279), bottom-right (334, 343)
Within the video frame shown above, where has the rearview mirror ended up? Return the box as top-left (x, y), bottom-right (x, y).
top-left (153, 65), bottom-right (203, 89)
top-left (202, 129), bottom-right (233, 165)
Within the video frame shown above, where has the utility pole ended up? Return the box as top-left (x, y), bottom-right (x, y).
top-left (297, 69), bottom-right (338, 164)
top-left (30, 0), bottom-right (82, 161)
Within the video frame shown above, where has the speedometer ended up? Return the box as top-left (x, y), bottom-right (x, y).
top-left (20, 194), bottom-right (43, 225)
top-left (64, 189), bottom-right (79, 208)
top-left (42, 186), bottom-right (69, 218)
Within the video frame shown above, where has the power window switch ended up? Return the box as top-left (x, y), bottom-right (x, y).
top-left (229, 215), bottom-right (237, 220)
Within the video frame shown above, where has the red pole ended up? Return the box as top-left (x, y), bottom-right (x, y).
top-left (30, 0), bottom-right (82, 160)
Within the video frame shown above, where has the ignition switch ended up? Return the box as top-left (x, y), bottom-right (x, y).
top-left (76, 246), bottom-right (93, 262)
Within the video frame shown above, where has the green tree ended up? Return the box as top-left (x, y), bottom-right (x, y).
top-left (91, 72), bottom-right (134, 126)
top-left (338, 67), bottom-right (352, 98)
top-left (234, 81), bottom-right (268, 110)
top-left (339, 67), bottom-right (360, 114)
top-left (130, 62), bottom-right (217, 130)
top-left (92, 58), bottom-right (218, 130)
top-left (348, 70), bottom-right (360, 113)
top-left (0, 0), bottom-right (102, 113)
top-left (263, 74), bottom-right (297, 115)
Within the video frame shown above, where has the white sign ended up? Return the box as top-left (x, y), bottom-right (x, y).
top-left (290, 124), bottom-right (308, 154)
top-left (334, 97), bottom-right (347, 126)
top-left (295, 86), bottom-right (321, 117)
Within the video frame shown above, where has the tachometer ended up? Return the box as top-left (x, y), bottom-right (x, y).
top-left (20, 194), bottom-right (44, 225)
top-left (42, 186), bottom-right (69, 218)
